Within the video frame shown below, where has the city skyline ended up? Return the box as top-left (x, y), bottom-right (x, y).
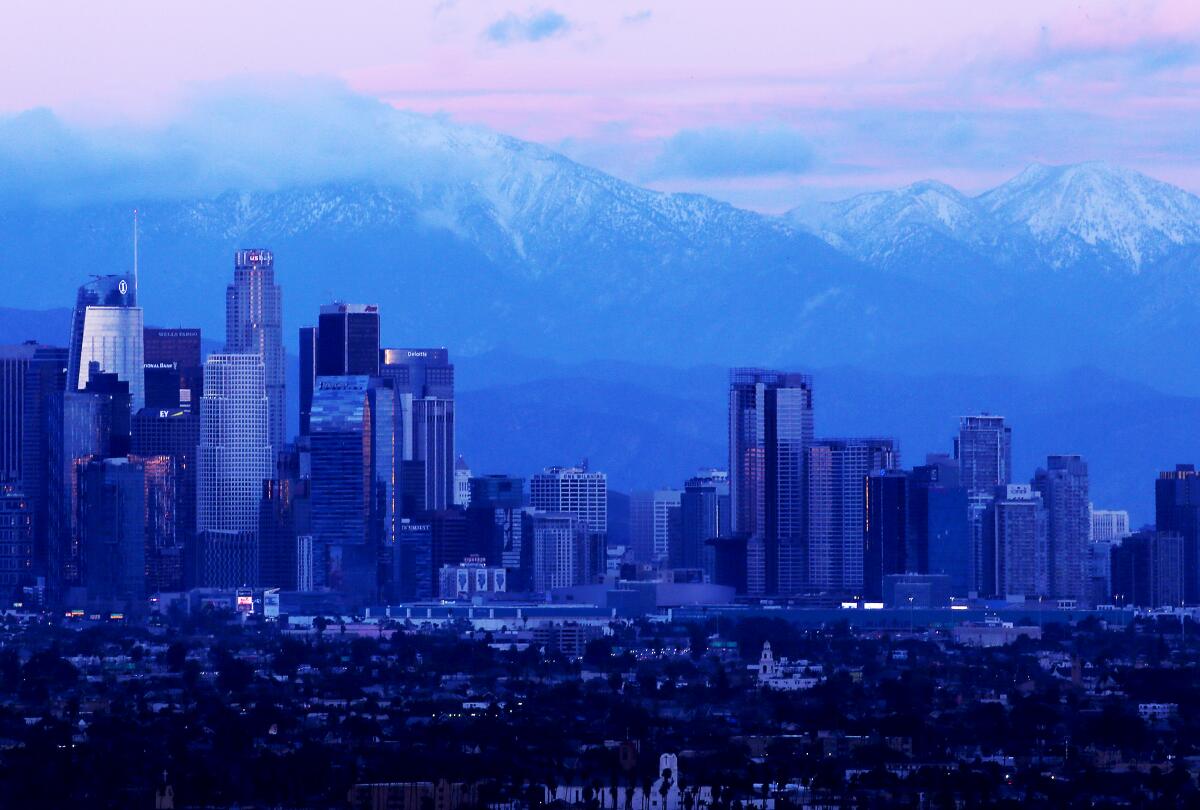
top-left (0, 243), bottom-right (1159, 611)
top-left (4, 6), bottom-right (1200, 807)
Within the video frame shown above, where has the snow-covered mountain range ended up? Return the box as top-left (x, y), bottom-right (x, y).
top-left (3, 108), bottom-right (1200, 388)
top-left (788, 161), bottom-right (1200, 274)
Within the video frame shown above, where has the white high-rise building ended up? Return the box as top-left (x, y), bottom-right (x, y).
top-left (530, 465), bottom-right (608, 585)
top-left (67, 275), bottom-right (145, 411)
top-left (1091, 508), bottom-right (1131, 542)
top-left (197, 354), bottom-right (274, 586)
top-left (530, 465), bottom-right (608, 534)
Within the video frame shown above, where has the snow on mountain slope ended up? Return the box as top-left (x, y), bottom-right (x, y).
top-left (790, 162), bottom-right (1200, 274)
top-left (787, 179), bottom-right (999, 267)
top-left (977, 162), bottom-right (1200, 270)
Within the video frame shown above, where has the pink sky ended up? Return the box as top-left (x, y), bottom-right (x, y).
top-left (3, 1), bottom-right (1200, 209)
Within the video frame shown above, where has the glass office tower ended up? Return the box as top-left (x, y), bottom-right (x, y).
top-left (67, 275), bottom-right (144, 411)
top-left (728, 369), bottom-right (813, 596)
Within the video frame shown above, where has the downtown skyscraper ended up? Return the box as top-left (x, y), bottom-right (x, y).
top-left (380, 348), bottom-right (454, 514)
top-left (728, 369), bottom-right (813, 596)
top-left (317, 303), bottom-right (380, 377)
top-left (955, 414), bottom-right (1012, 595)
top-left (530, 464), bottom-right (607, 585)
top-left (309, 375), bottom-right (395, 601)
top-left (300, 303), bottom-right (381, 436)
top-left (197, 353), bottom-right (274, 588)
top-left (143, 327), bottom-right (203, 413)
top-left (225, 250), bottom-right (285, 456)
top-left (67, 274), bottom-right (145, 411)
top-left (1155, 464), bottom-right (1200, 605)
top-left (808, 438), bottom-right (899, 594)
top-left (1032, 454), bottom-right (1090, 601)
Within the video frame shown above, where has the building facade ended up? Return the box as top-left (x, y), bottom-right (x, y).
top-left (679, 471), bottom-right (731, 577)
top-left (956, 415), bottom-right (1012, 595)
top-left (1032, 455), bottom-right (1090, 600)
top-left (131, 408), bottom-right (198, 590)
top-left (380, 348), bottom-right (455, 515)
top-left (317, 303), bottom-right (380, 377)
top-left (989, 484), bottom-right (1049, 599)
top-left (1155, 465), bottom-right (1200, 604)
top-left (67, 275), bottom-right (145, 411)
top-left (530, 465), bottom-right (607, 582)
top-left (630, 489), bottom-right (682, 565)
top-left (1091, 508), bottom-right (1131, 543)
top-left (728, 369), bottom-right (814, 596)
top-left (225, 250), bottom-right (286, 457)
top-left (197, 354), bottom-right (273, 588)
top-left (143, 327), bottom-right (203, 413)
top-left (807, 438), bottom-right (898, 594)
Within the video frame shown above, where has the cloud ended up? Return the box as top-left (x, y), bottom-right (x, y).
top-left (622, 10), bottom-right (652, 26)
top-left (0, 78), bottom-right (497, 207)
top-left (648, 126), bottom-right (817, 180)
top-left (484, 9), bottom-right (570, 45)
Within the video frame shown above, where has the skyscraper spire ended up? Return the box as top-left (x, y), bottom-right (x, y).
top-left (133, 208), bottom-right (139, 301)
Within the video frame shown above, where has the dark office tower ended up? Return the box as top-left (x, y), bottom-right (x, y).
top-left (0, 344), bottom-right (39, 483)
top-left (1032, 455), bottom-right (1089, 600)
top-left (430, 508), bottom-right (469, 572)
top-left (864, 469), bottom-right (909, 601)
top-left (131, 408), bottom-right (198, 589)
top-left (226, 249), bottom-right (285, 455)
top-left (1111, 531), bottom-right (1185, 608)
top-left (299, 326), bottom-right (317, 436)
top-left (399, 460), bottom-right (428, 517)
top-left (412, 398), bottom-right (453, 512)
top-left (380, 348), bottom-right (455, 513)
top-left (679, 470), bottom-right (731, 579)
top-left (807, 438), bottom-right (898, 595)
top-left (134, 455), bottom-right (180, 594)
top-left (955, 414), bottom-right (1012, 595)
top-left (1, 343), bottom-right (67, 577)
top-left (317, 304), bottom-right (380, 376)
top-left (909, 456), bottom-right (971, 596)
top-left (67, 274), bottom-right (145, 411)
top-left (467, 475), bottom-right (526, 569)
top-left (143, 328), bottom-right (203, 412)
top-left (395, 520), bottom-right (434, 600)
top-left (310, 377), bottom-right (372, 594)
top-left (0, 486), bottom-right (33, 600)
top-left (728, 369), bottom-right (813, 597)
top-left (21, 345), bottom-right (67, 577)
top-left (259, 477), bottom-right (309, 591)
top-left (987, 484), bottom-right (1048, 599)
top-left (46, 370), bottom-right (132, 600)
top-left (1155, 464), bottom-right (1200, 604)
top-left (308, 376), bottom-right (395, 601)
top-left (76, 457), bottom-right (146, 608)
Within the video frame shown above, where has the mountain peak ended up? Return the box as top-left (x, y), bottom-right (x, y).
top-left (978, 161), bottom-right (1200, 270)
top-left (789, 161), bottom-right (1200, 273)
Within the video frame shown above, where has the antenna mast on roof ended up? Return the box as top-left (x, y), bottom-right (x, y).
top-left (133, 208), bottom-right (139, 300)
